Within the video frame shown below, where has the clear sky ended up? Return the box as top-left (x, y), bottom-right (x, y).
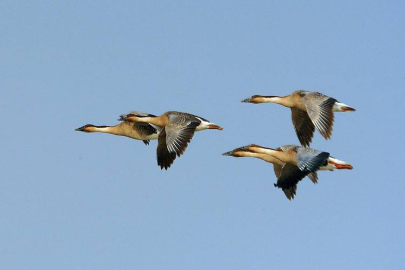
top-left (1, 1), bottom-right (404, 269)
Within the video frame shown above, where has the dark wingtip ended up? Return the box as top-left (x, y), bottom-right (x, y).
top-left (143, 140), bottom-right (150, 145)
top-left (158, 160), bottom-right (171, 170)
top-left (157, 150), bottom-right (176, 170)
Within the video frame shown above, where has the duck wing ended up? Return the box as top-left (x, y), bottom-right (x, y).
top-left (296, 147), bottom-right (330, 172)
top-left (273, 163), bottom-right (283, 179)
top-left (274, 163), bottom-right (309, 200)
top-left (273, 157), bottom-right (318, 185)
top-left (118, 111), bottom-right (157, 121)
top-left (291, 108), bottom-right (315, 147)
top-left (127, 122), bottom-right (161, 145)
top-left (307, 172), bottom-right (318, 184)
top-left (156, 113), bottom-right (200, 169)
top-left (157, 128), bottom-right (177, 169)
top-left (301, 92), bottom-right (336, 140)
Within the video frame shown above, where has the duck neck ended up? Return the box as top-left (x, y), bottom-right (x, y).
top-left (88, 125), bottom-right (123, 136)
top-left (233, 151), bottom-right (276, 163)
top-left (252, 152), bottom-right (284, 165)
top-left (249, 145), bottom-right (295, 164)
top-left (255, 96), bottom-right (293, 108)
top-left (235, 151), bottom-right (265, 159)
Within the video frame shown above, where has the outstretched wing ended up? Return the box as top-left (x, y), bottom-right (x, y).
top-left (165, 122), bottom-right (199, 157)
top-left (296, 147), bottom-right (330, 172)
top-left (157, 128), bottom-right (177, 170)
top-left (274, 163), bottom-right (309, 200)
top-left (301, 92), bottom-right (336, 140)
top-left (156, 113), bottom-right (199, 169)
top-left (291, 108), bottom-right (315, 147)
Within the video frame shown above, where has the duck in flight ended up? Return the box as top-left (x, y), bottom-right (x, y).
top-left (223, 144), bottom-right (352, 200)
top-left (75, 111), bottom-right (161, 145)
top-left (124, 111), bottom-right (223, 169)
top-left (242, 90), bottom-right (355, 147)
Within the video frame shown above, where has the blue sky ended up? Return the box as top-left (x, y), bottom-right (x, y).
top-left (1, 1), bottom-right (404, 269)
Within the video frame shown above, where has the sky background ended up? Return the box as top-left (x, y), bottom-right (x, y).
top-left (1, 1), bottom-right (404, 269)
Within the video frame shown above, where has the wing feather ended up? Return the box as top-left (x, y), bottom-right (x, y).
top-left (291, 108), bottom-right (315, 147)
top-left (296, 147), bottom-right (330, 172)
top-left (301, 92), bottom-right (336, 140)
top-left (157, 128), bottom-right (177, 170)
top-left (274, 163), bottom-right (309, 200)
top-left (273, 164), bottom-right (283, 179)
top-left (156, 113), bottom-right (200, 169)
top-left (308, 172), bottom-right (318, 184)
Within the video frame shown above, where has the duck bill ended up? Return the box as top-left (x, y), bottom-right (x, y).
top-left (208, 124), bottom-right (223, 130)
top-left (242, 95), bottom-right (263, 103)
top-left (329, 160), bottom-right (353, 170)
top-left (222, 150), bottom-right (234, 156)
top-left (75, 126), bottom-right (86, 132)
top-left (241, 95), bottom-right (279, 104)
top-left (336, 164), bottom-right (353, 170)
top-left (241, 96), bottom-right (254, 103)
top-left (342, 106), bottom-right (356, 112)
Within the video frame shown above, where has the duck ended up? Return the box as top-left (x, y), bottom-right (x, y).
top-left (223, 146), bottom-right (312, 200)
top-left (223, 144), bottom-right (352, 200)
top-left (75, 111), bottom-right (161, 145)
top-left (242, 90), bottom-right (355, 147)
top-left (125, 111), bottom-right (223, 169)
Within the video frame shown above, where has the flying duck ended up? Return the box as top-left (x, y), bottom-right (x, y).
top-left (242, 90), bottom-right (355, 147)
top-left (125, 111), bottom-right (223, 169)
top-left (223, 144), bottom-right (352, 200)
top-left (75, 111), bottom-right (161, 145)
